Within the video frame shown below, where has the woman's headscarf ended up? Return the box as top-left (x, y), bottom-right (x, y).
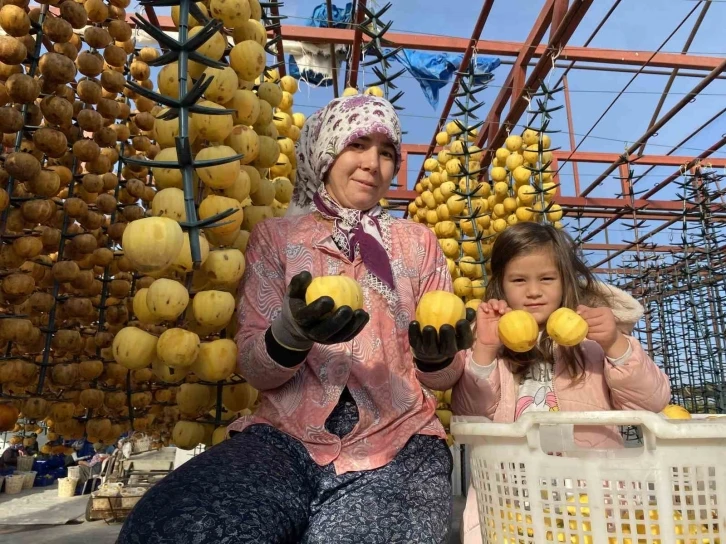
top-left (287, 95), bottom-right (403, 294)
top-left (288, 94), bottom-right (402, 213)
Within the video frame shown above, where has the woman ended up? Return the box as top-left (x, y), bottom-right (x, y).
top-left (77, 442), bottom-right (108, 484)
top-left (119, 94), bottom-right (473, 543)
top-left (0, 442), bottom-right (24, 471)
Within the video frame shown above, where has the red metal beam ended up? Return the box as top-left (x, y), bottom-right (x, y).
top-left (615, 251), bottom-right (726, 281)
top-left (399, 145), bottom-right (726, 168)
top-left (561, 211), bottom-right (726, 222)
top-left (546, 62), bottom-right (726, 81)
top-left (592, 268), bottom-right (635, 274)
top-left (135, 17), bottom-right (725, 73)
top-left (636, 1), bottom-right (711, 156)
top-left (588, 267), bottom-right (709, 275)
top-left (412, 0), bottom-right (495, 189)
top-left (385, 204), bottom-right (726, 223)
top-left (325, 0), bottom-right (339, 97)
top-left (481, 0), bottom-right (556, 146)
top-left (257, 25), bottom-right (725, 72)
top-left (583, 243), bottom-right (711, 253)
top-left (590, 218), bottom-right (680, 268)
top-left (397, 150), bottom-right (408, 193)
top-left (345, 0), bottom-right (367, 89)
top-left (641, 135), bottom-right (726, 200)
top-left (384, 189), bottom-right (724, 214)
top-left (392, 147), bottom-right (726, 219)
top-left (578, 120), bottom-right (726, 244)
top-left (558, 197), bottom-right (681, 211)
top-left (633, 107), bottom-right (726, 186)
top-left (578, 57), bottom-right (726, 197)
top-left (477, 0), bottom-right (594, 153)
top-left (551, 0), bottom-right (570, 41)
top-left (562, 74), bottom-right (581, 194)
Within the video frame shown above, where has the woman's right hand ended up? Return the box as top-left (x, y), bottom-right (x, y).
top-left (472, 299), bottom-right (511, 365)
top-left (271, 271), bottom-right (370, 350)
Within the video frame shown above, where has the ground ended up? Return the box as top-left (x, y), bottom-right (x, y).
top-left (0, 520), bottom-right (123, 544)
top-left (0, 496), bottom-right (467, 543)
top-left (2, 447), bottom-right (470, 542)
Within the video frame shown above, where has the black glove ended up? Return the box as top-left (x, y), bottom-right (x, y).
top-left (409, 307), bottom-right (476, 369)
top-left (270, 271), bottom-right (370, 350)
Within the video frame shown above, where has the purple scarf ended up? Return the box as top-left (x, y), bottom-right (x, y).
top-left (313, 189), bottom-right (395, 291)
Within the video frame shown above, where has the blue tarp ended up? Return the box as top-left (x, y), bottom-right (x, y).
top-left (288, 2), bottom-right (501, 107)
top-left (287, 1), bottom-right (354, 85)
top-left (392, 49), bottom-right (500, 109)
top-left (307, 1), bottom-right (353, 28)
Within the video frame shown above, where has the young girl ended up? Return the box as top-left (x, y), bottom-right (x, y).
top-left (452, 221), bottom-right (671, 544)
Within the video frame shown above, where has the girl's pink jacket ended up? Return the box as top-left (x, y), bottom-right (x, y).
top-left (452, 337), bottom-right (671, 543)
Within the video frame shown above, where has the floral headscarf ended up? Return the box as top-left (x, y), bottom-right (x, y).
top-left (287, 95), bottom-right (403, 298)
top-left (288, 94), bottom-right (402, 214)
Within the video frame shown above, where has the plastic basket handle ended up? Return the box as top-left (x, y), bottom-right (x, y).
top-left (522, 412), bottom-right (659, 455)
top-left (517, 410), bottom-right (664, 428)
top-left (451, 410), bottom-right (726, 446)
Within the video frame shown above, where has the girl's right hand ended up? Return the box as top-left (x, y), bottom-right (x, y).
top-left (475, 299), bottom-right (512, 349)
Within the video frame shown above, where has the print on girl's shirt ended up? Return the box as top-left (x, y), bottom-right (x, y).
top-left (515, 361), bottom-right (559, 420)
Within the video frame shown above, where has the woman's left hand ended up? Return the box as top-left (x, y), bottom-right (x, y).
top-left (409, 308), bottom-right (476, 366)
top-left (576, 305), bottom-right (630, 358)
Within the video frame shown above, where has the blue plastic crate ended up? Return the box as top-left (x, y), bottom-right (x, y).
top-left (34, 474), bottom-right (57, 487)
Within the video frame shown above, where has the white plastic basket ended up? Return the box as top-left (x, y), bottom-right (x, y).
top-left (16, 456), bottom-right (34, 472)
top-left (452, 411), bottom-right (726, 544)
top-left (5, 474), bottom-right (25, 495)
top-left (58, 477), bottom-right (78, 498)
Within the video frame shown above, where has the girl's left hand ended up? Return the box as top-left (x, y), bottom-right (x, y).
top-left (576, 305), bottom-right (630, 358)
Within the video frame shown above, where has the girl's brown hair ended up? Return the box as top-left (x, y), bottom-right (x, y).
top-left (485, 222), bottom-right (606, 380)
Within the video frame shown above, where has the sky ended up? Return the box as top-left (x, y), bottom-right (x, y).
top-left (142, 0), bottom-right (726, 272)
top-left (276, 0), bottom-right (726, 272)
top-left (277, 1), bottom-right (725, 401)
